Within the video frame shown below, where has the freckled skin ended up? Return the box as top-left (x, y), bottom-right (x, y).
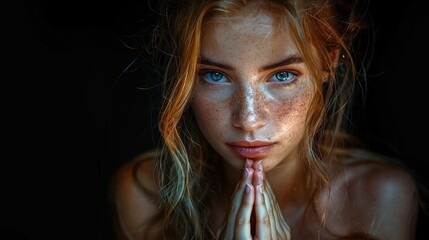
top-left (191, 8), bottom-right (314, 172)
top-left (110, 3), bottom-right (420, 239)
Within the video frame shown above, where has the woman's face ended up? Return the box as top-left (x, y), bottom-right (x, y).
top-left (191, 6), bottom-right (314, 171)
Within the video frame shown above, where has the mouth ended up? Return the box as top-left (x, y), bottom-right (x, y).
top-left (227, 140), bottom-right (275, 159)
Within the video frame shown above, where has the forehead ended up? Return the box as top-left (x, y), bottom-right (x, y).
top-left (204, 4), bottom-right (283, 37)
top-left (200, 4), bottom-right (299, 61)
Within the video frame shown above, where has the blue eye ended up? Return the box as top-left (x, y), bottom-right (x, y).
top-left (202, 71), bottom-right (228, 83)
top-left (270, 71), bottom-right (295, 83)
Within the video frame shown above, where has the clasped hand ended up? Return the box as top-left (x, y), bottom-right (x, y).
top-left (216, 159), bottom-right (291, 239)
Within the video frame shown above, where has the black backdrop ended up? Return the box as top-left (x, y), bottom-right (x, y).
top-left (3, 0), bottom-right (428, 239)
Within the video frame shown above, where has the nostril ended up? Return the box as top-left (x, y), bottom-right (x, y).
top-left (232, 107), bottom-right (267, 131)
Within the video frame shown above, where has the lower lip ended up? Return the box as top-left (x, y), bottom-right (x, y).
top-left (228, 144), bottom-right (274, 159)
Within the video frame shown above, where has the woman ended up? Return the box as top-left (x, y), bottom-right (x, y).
top-left (110, 0), bottom-right (420, 239)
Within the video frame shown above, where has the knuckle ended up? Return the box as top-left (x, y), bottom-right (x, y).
top-left (242, 199), bottom-right (252, 206)
top-left (236, 217), bottom-right (247, 225)
top-left (263, 216), bottom-right (270, 225)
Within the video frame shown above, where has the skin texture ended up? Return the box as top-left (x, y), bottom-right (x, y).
top-left (191, 6), bottom-right (309, 238)
top-left (215, 159), bottom-right (291, 239)
top-left (110, 3), bottom-right (419, 240)
top-left (192, 6), bottom-right (311, 171)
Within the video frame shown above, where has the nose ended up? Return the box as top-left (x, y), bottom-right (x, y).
top-left (232, 84), bottom-right (268, 132)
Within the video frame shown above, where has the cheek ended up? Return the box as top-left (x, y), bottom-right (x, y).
top-left (270, 85), bottom-right (313, 140)
top-left (276, 94), bottom-right (310, 124)
top-left (191, 95), bottom-right (229, 138)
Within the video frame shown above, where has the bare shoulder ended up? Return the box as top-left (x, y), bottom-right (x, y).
top-left (109, 150), bottom-right (162, 239)
top-left (322, 153), bottom-right (420, 239)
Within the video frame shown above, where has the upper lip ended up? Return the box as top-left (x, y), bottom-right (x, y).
top-left (227, 140), bottom-right (274, 147)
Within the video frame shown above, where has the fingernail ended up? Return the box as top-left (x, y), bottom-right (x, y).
top-left (246, 159), bottom-right (253, 167)
top-left (258, 170), bottom-right (263, 180)
top-left (242, 168), bottom-right (249, 179)
top-left (257, 160), bottom-right (263, 171)
top-left (257, 184), bottom-right (263, 194)
top-left (245, 184), bottom-right (251, 194)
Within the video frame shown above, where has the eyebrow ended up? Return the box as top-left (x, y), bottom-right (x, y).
top-left (199, 57), bottom-right (234, 70)
top-left (259, 54), bottom-right (303, 72)
top-left (199, 54), bottom-right (303, 73)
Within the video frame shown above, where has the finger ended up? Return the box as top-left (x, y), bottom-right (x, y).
top-left (250, 166), bottom-right (274, 238)
top-left (234, 184), bottom-right (254, 239)
top-left (254, 184), bottom-right (272, 239)
top-left (224, 167), bottom-right (254, 239)
top-left (262, 183), bottom-right (277, 238)
top-left (252, 160), bottom-right (263, 187)
top-left (264, 181), bottom-right (285, 239)
top-left (252, 160), bottom-right (263, 176)
top-left (230, 159), bottom-right (254, 203)
top-left (230, 159), bottom-right (253, 196)
top-left (217, 164), bottom-right (250, 239)
top-left (251, 161), bottom-right (276, 238)
top-left (246, 158), bottom-right (254, 168)
top-left (265, 182), bottom-right (291, 238)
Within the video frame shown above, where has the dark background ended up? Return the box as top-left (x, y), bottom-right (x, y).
top-left (3, 0), bottom-right (428, 239)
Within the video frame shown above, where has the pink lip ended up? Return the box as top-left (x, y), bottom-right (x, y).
top-left (227, 140), bottom-right (274, 159)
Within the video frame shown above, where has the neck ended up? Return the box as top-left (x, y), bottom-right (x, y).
top-left (266, 158), bottom-right (310, 205)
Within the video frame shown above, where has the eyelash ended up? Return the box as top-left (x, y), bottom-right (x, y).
top-left (199, 71), bottom-right (229, 83)
top-left (198, 70), bottom-right (299, 85)
top-left (268, 71), bottom-right (297, 84)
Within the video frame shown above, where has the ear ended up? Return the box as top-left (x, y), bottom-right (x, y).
top-left (329, 47), bottom-right (341, 68)
top-left (322, 48), bottom-right (341, 82)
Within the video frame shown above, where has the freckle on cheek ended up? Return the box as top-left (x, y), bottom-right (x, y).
top-left (195, 96), bottom-right (228, 123)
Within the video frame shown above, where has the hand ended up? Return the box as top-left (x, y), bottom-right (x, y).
top-left (216, 159), bottom-right (291, 239)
